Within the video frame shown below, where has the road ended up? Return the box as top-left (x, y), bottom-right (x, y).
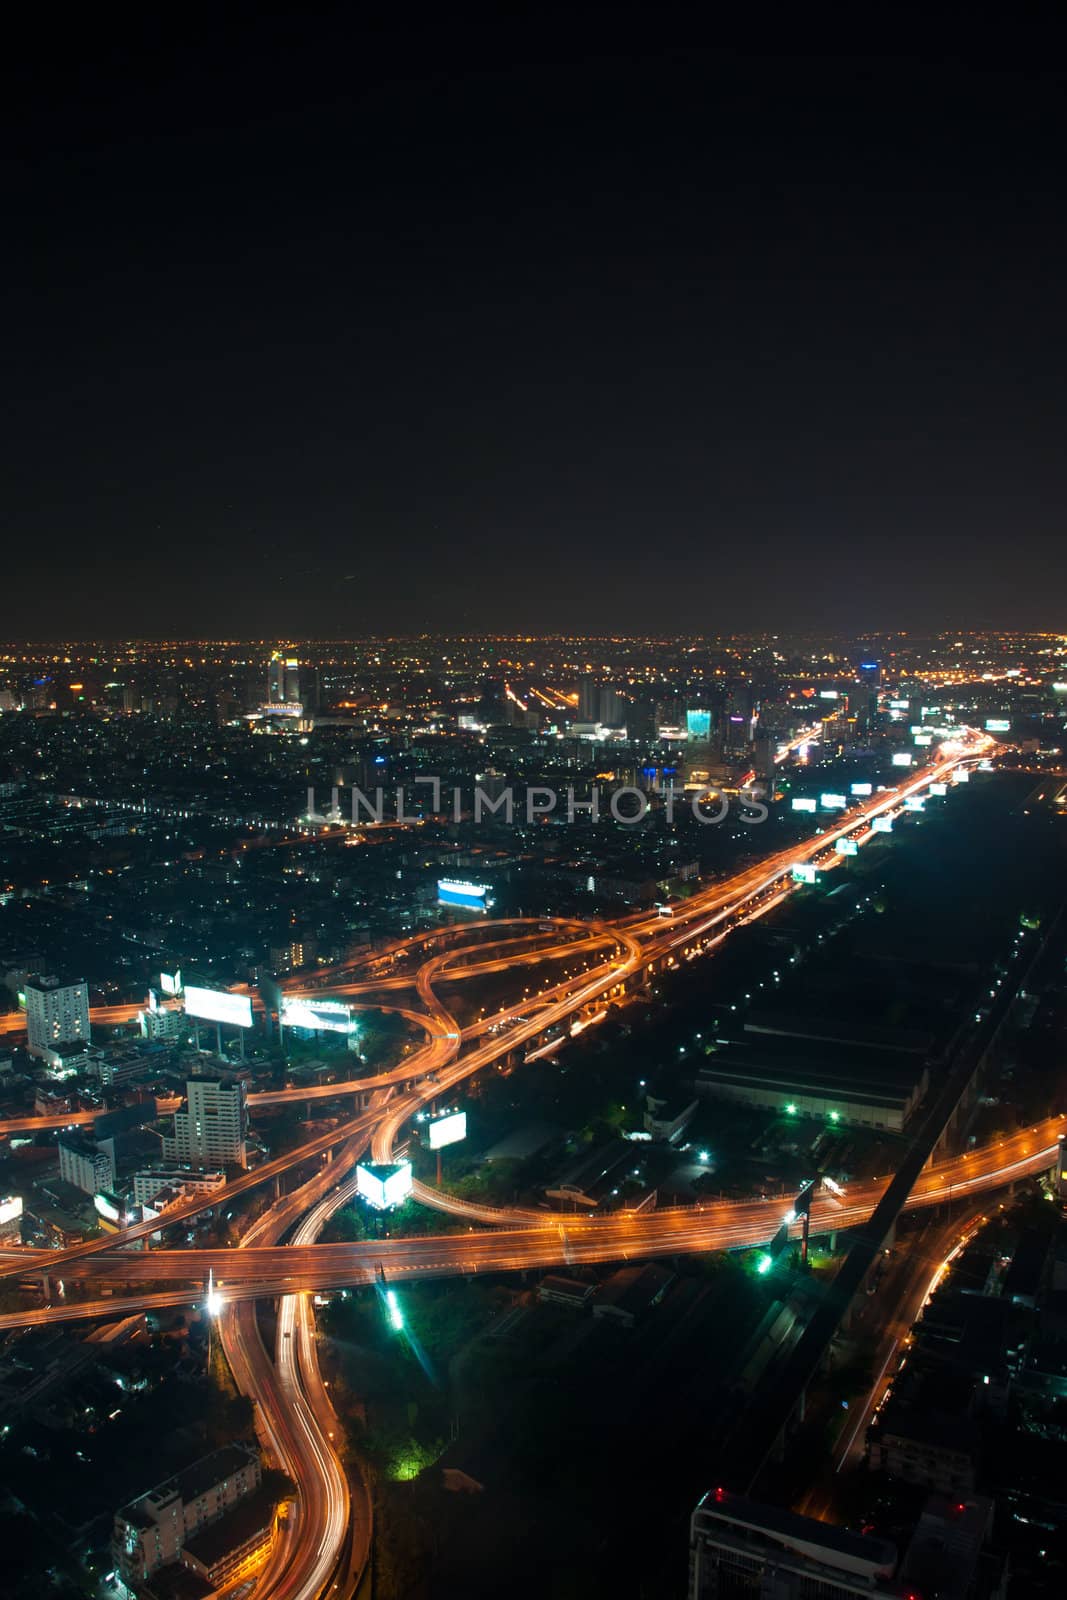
top-left (0, 734), bottom-right (1003, 1600)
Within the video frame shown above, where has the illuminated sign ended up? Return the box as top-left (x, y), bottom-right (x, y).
top-left (1053, 682), bottom-right (1067, 693)
top-left (184, 985), bottom-right (254, 1029)
top-left (437, 879), bottom-right (489, 911)
top-left (94, 1193), bottom-right (122, 1224)
top-left (889, 700), bottom-right (910, 711)
top-left (953, 768), bottom-right (970, 783)
top-left (891, 753), bottom-right (913, 767)
top-left (819, 793), bottom-right (847, 810)
top-left (792, 863), bottom-right (818, 884)
top-left (872, 816), bottom-right (893, 832)
top-left (259, 702), bottom-right (303, 717)
top-left (850, 781), bottom-right (873, 796)
top-left (791, 797), bottom-right (817, 813)
top-left (985, 719), bottom-right (1011, 732)
top-left (929, 782), bottom-right (948, 797)
top-left (819, 690), bottom-right (840, 700)
top-left (0, 1195), bottom-right (23, 1226)
top-left (428, 1110), bottom-right (467, 1150)
top-left (914, 733), bottom-right (933, 746)
top-left (686, 709), bottom-right (712, 740)
top-left (904, 797), bottom-right (925, 811)
top-left (281, 996), bottom-right (356, 1035)
top-left (356, 1160), bottom-right (413, 1211)
top-left (835, 839), bottom-right (858, 855)
top-left (160, 970), bottom-right (182, 997)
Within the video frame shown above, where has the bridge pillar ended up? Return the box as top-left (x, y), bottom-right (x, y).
top-left (42, 1272), bottom-right (50, 1301)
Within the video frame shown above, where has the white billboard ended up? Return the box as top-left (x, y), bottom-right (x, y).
top-left (0, 1195), bottom-right (23, 1226)
top-left (428, 1110), bottom-right (467, 1150)
top-left (281, 996), bottom-right (355, 1035)
top-left (819, 793), bottom-right (847, 810)
top-left (835, 839), bottom-right (858, 855)
top-left (891, 753), bottom-right (913, 767)
top-left (872, 816), bottom-right (894, 832)
top-left (792, 863), bottom-right (817, 884)
top-left (850, 781), bottom-right (873, 796)
top-left (356, 1160), bottom-right (413, 1211)
top-left (160, 970), bottom-right (182, 997)
top-left (791, 797), bottom-right (817, 813)
top-left (184, 985), bottom-right (254, 1029)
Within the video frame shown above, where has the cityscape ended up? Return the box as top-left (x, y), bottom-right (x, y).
top-left (5, 12), bottom-right (1067, 1600)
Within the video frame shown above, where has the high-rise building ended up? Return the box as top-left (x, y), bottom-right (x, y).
top-left (24, 976), bottom-right (90, 1061)
top-left (688, 1490), bottom-right (899, 1600)
top-left (161, 1074), bottom-right (248, 1169)
top-left (58, 1134), bottom-right (116, 1196)
top-left (578, 675), bottom-right (600, 722)
top-left (267, 650), bottom-right (301, 706)
top-left (599, 687), bottom-right (627, 727)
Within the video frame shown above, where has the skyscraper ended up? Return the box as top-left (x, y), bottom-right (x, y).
top-left (161, 1075), bottom-right (248, 1169)
top-left (267, 650), bottom-right (301, 706)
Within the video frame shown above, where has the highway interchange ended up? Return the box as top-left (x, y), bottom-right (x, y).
top-left (3, 732), bottom-right (1052, 1598)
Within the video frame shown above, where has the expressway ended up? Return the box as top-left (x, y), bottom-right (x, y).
top-left (0, 736), bottom-right (1003, 1600)
top-left (2, 1117), bottom-right (1060, 1324)
top-left (0, 740), bottom-right (989, 1289)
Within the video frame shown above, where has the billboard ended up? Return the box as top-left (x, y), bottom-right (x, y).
top-left (428, 1110), bottom-right (467, 1150)
top-left (904, 797), bottom-right (925, 811)
top-left (791, 797), bottom-right (817, 813)
top-left (818, 690), bottom-right (840, 700)
top-left (929, 781), bottom-right (948, 797)
top-left (985, 719), bottom-right (1011, 733)
top-left (819, 793), bottom-right (847, 810)
top-left (281, 996), bottom-right (355, 1035)
top-left (872, 816), bottom-right (894, 832)
top-left (0, 1195), bottom-right (23, 1227)
top-left (160, 970), bottom-right (182, 997)
top-left (889, 699), bottom-right (910, 711)
top-left (913, 733), bottom-right (933, 746)
top-left (184, 985), bottom-right (254, 1029)
top-left (891, 752), bottom-right (913, 767)
top-left (438, 879), bottom-right (489, 911)
top-left (356, 1160), bottom-right (413, 1211)
top-left (686, 708), bottom-right (712, 740)
top-left (835, 838), bottom-right (858, 855)
top-left (792, 863), bottom-right (817, 884)
top-left (850, 781), bottom-right (873, 796)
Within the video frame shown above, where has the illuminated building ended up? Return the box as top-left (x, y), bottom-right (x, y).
top-left (58, 1133), bottom-right (116, 1196)
top-left (688, 1490), bottom-right (899, 1600)
top-left (112, 1443), bottom-right (263, 1589)
top-left (267, 649), bottom-right (301, 705)
top-left (24, 975), bottom-right (90, 1061)
top-left (161, 1075), bottom-right (248, 1169)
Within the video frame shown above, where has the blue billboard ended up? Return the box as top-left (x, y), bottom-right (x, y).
top-left (438, 879), bottom-right (489, 911)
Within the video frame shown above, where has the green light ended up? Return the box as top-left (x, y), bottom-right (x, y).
top-left (756, 1253), bottom-right (773, 1275)
top-left (785, 1103), bottom-right (797, 1115)
top-left (829, 1110), bottom-right (840, 1123)
top-left (386, 1289), bottom-right (404, 1330)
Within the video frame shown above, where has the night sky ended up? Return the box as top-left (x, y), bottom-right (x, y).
top-left (5, 10), bottom-right (1067, 639)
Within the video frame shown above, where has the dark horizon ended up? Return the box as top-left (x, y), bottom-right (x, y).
top-left (5, 10), bottom-right (1067, 638)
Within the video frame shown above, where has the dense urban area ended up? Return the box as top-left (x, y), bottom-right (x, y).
top-left (0, 632), bottom-right (1065, 1599)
